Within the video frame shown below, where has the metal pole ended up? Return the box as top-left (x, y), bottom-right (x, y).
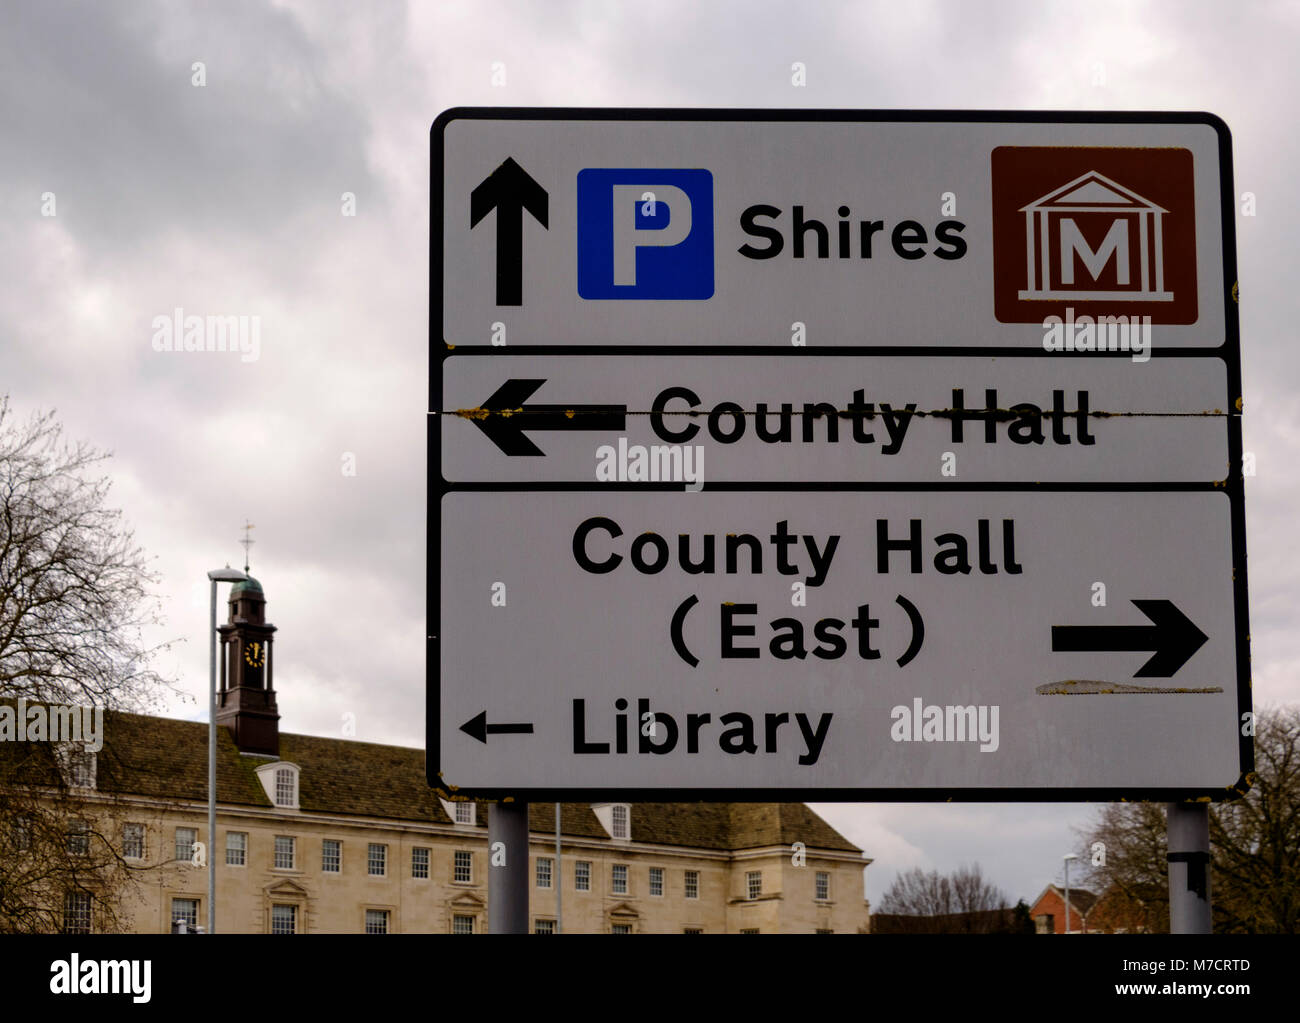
top-left (489, 801), bottom-right (529, 934)
top-left (555, 802), bottom-right (562, 934)
top-left (207, 580), bottom-right (217, 936)
top-left (1063, 858), bottom-right (1071, 935)
top-left (1167, 802), bottom-right (1212, 934)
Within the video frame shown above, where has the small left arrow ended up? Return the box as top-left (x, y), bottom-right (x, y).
top-left (460, 710), bottom-right (535, 744)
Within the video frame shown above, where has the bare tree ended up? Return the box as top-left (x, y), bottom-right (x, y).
top-left (878, 865), bottom-right (957, 917)
top-left (876, 863), bottom-right (1012, 933)
top-left (1079, 704), bottom-right (1300, 934)
top-left (0, 397), bottom-right (177, 932)
top-left (950, 863), bottom-right (1010, 915)
top-left (0, 397), bottom-right (173, 709)
top-left (1076, 801), bottom-right (1169, 933)
top-left (0, 738), bottom-right (158, 934)
top-left (1211, 705), bottom-right (1300, 933)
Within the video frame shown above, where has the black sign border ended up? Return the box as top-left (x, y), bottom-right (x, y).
top-left (428, 107), bottom-right (1251, 803)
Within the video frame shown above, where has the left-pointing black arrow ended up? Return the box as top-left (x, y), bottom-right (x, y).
top-left (460, 710), bottom-right (535, 745)
top-left (1050, 598), bottom-right (1209, 678)
top-left (465, 378), bottom-right (627, 456)
top-left (469, 156), bottom-right (548, 306)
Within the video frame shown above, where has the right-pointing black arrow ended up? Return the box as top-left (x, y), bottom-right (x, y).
top-left (1051, 599), bottom-right (1208, 678)
top-left (460, 710), bottom-right (535, 744)
top-left (466, 378), bottom-right (627, 456)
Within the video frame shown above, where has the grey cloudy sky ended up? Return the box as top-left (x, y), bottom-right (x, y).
top-left (2, 0), bottom-right (1297, 907)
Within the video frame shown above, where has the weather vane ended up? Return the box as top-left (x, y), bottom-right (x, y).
top-left (240, 520), bottom-right (255, 574)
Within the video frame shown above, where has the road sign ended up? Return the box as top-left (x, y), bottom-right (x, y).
top-left (428, 109), bottom-right (1250, 801)
top-left (437, 111), bottom-right (1229, 349)
top-left (440, 354), bottom-right (1230, 483)
top-left (440, 490), bottom-right (1233, 793)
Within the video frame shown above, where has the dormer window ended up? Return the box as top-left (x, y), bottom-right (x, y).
top-left (255, 762), bottom-right (300, 809)
top-left (592, 803), bottom-right (631, 840)
top-left (275, 768), bottom-right (295, 807)
top-left (69, 750), bottom-right (96, 789)
top-left (439, 799), bottom-right (477, 826)
top-left (57, 746), bottom-right (96, 790)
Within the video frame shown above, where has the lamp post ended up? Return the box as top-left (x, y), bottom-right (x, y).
top-left (1062, 853), bottom-right (1079, 935)
top-left (207, 566), bottom-right (247, 935)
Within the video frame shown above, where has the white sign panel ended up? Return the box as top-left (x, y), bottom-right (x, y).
top-left (428, 110), bottom-right (1250, 801)
top-left (438, 113), bottom-right (1228, 350)
top-left (440, 355), bottom-right (1230, 484)
top-left (439, 490), bottom-right (1238, 793)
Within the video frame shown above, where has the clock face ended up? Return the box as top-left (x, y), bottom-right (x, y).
top-left (244, 641), bottom-right (265, 668)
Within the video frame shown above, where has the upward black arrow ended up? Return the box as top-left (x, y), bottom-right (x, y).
top-left (469, 157), bottom-right (548, 306)
top-left (1051, 599), bottom-right (1209, 678)
top-left (467, 378), bottom-right (627, 456)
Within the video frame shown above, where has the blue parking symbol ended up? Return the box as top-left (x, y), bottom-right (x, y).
top-left (576, 169), bottom-right (714, 300)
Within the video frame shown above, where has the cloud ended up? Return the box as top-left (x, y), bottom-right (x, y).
top-left (2, 0), bottom-right (1296, 915)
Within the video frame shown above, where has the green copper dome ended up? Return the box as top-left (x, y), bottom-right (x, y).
top-left (231, 575), bottom-right (263, 597)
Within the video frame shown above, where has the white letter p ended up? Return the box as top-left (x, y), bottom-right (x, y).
top-left (612, 184), bottom-right (692, 286)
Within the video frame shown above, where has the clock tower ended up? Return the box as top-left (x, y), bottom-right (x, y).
top-left (216, 574), bottom-right (280, 755)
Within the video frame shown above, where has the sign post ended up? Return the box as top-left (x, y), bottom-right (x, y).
top-left (429, 110), bottom-right (1250, 927)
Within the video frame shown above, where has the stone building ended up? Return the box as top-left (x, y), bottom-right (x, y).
top-left (6, 574), bottom-right (872, 934)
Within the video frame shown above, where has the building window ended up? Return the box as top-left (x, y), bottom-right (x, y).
top-left (1035, 913), bottom-right (1054, 935)
top-left (452, 914), bottom-right (474, 934)
top-left (649, 867), bottom-right (664, 897)
top-left (575, 860), bottom-right (591, 892)
top-left (66, 820), bottom-right (89, 856)
top-left (412, 847), bottom-right (429, 879)
top-left (685, 870), bottom-right (699, 899)
top-left (224, 831), bottom-right (246, 867)
top-left (740, 928), bottom-right (759, 934)
top-left (536, 857), bottom-right (552, 889)
top-left (612, 864), bottom-right (628, 895)
top-left (612, 923), bottom-right (632, 934)
top-left (454, 850), bottom-right (472, 883)
top-left (274, 767), bottom-right (296, 807)
top-left (368, 843), bottom-right (386, 877)
top-left (175, 827), bottom-right (197, 862)
top-left (68, 750), bottom-right (96, 789)
top-left (534, 919), bottom-right (555, 934)
top-left (611, 804), bottom-right (629, 839)
top-left (271, 904), bottom-right (297, 934)
top-left (63, 892), bottom-right (91, 934)
top-left (365, 909), bottom-right (389, 934)
top-left (684, 927), bottom-right (703, 934)
top-left (274, 835), bottom-right (295, 870)
top-left (815, 871), bottom-right (830, 900)
top-left (172, 898), bottom-right (198, 931)
top-left (322, 839), bottom-right (340, 873)
top-left (122, 823), bottom-right (144, 860)
top-left (454, 802), bottom-right (475, 825)
top-left (13, 817), bottom-right (30, 852)
top-left (747, 870), bottom-right (762, 900)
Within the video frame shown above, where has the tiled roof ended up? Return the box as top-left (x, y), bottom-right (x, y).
top-left (1032, 884), bottom-right (1099, 915)
top-left (5, 703), bottom-right (861, 853)
top-left (622, 802), bottom-right (860, 852)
